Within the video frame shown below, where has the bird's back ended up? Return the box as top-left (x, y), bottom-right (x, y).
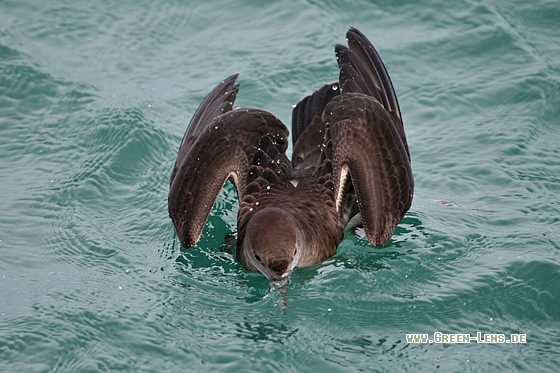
top-left (236, 134), bottom-right (341, 268)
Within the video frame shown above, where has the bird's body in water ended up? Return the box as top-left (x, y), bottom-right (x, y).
top-left (168, 28), bottom-right (414, 297)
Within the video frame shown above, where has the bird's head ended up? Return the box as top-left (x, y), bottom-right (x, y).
top-left (240, 207), bottom-right (304, 282)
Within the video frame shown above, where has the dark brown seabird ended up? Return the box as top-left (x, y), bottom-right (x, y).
top-left (168, 28), bottom-right (414, 283)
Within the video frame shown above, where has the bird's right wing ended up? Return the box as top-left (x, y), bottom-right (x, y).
top-left (168, 75), bottom-right (289, 247)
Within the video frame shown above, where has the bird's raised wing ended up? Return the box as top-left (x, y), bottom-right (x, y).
top-left (291, 83), bottom-right (340, 183)
top-left (168, 75), bottom-right (289, 247)
top-left (327, 28), bottom-right (414, 246)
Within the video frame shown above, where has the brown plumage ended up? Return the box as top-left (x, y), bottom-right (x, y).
top-left (168, 28), bottom-right (414, 282)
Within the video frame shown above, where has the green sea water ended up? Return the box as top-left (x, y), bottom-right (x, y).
top-left (1, 0), bottom-right (559, 372)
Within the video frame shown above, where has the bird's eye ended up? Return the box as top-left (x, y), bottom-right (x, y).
top-left (254, 252), bottom-right (261, 262)
top-left (294, 248), bottom-right (298, 255)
